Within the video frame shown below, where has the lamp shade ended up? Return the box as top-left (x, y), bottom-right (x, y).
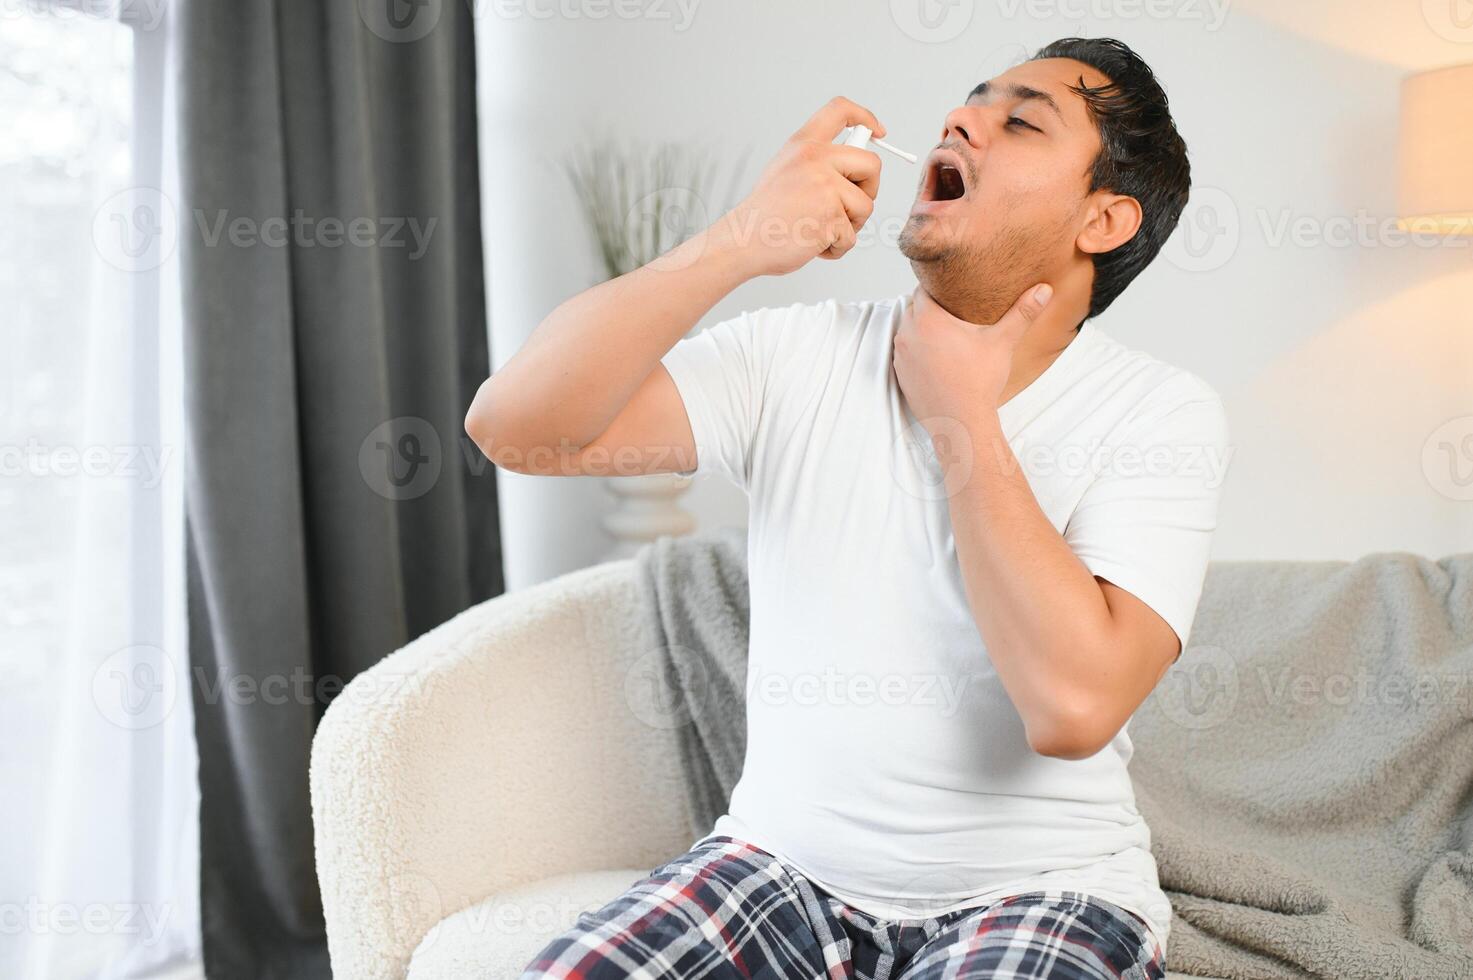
top-left (1397, 63), bottom-right (1473, 234)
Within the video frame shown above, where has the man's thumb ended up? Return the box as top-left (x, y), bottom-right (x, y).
top-left (998, 282), bottom-right (1052, 338)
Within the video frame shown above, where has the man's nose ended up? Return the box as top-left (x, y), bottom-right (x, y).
top-left (941, 105), bottom-right (989, 150)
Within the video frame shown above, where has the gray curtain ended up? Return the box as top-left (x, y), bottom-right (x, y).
top-left (176, 2), bottom-right (502, 976)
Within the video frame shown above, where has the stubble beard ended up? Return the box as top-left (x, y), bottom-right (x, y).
top-left (899, 214), bottom-right (1053, 325)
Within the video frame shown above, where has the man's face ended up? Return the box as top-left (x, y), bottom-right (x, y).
top-left (898, 57), bottom-right (1109, 321)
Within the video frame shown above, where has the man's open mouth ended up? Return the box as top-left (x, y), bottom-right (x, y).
top-left (920, 148), bottom-right (968, 204)
top-left (932, 164), bottom-right (965, 201)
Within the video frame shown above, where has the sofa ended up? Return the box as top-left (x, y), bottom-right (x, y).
top-left (309, 555), bottom-right (1241, 980)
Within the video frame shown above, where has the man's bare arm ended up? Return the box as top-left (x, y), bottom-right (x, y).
top-left (465, 97), bottom-right (886, 476)
top-left (466, 227), bottom-right (751, 476)
top-left (893, 285), bottom-right (1181, 761)
top-left (945, 410), bottom-right (1181, 761)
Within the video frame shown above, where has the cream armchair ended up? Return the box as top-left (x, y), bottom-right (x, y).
top-left (309, 558), bottom-right (695, 979)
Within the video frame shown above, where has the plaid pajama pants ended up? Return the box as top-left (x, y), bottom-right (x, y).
top-left (521, 835), bottom-right (1166, 979)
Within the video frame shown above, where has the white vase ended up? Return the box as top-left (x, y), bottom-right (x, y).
top-left (602, 472), bottom-right (696, 560)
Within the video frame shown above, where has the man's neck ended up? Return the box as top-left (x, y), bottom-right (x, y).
top-left (913, 263), bottom-right (1093, 411)
top-left (997, 314), bottom-right (1083, 409)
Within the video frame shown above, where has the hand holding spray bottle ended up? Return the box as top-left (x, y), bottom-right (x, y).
top-left (839, 124), bottom-right (918, 164)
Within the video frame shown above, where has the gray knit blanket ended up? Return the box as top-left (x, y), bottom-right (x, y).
top-left (634, 526), bottom-right (751, 838)
top-left (1129, 554), bottom-right (1473, 979)
top-left (633, 531), bottom-right (1473, 979)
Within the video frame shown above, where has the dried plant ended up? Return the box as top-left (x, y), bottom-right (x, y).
top-left (563, 136), bottom-right (750, 281)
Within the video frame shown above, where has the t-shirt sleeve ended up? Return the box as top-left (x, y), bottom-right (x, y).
top-left (1062, 379), bottom-right (1232, 655)
top-left (658, 304), bottom-right (794, 491)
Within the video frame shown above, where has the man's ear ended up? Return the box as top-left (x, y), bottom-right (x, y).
top-left (1076, 193), bottom-right (1142, 256)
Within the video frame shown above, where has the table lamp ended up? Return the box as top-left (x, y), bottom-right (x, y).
top-left (1397, 63), bottom-right (1473, 235)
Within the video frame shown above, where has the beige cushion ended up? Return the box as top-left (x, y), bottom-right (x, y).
top-left (407, 869), bottom-right (646, 980)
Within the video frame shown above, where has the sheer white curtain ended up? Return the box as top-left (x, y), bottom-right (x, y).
top-left (1, 2), bottom-right (198, 977)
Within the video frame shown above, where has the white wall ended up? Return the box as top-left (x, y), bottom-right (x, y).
top-left (477, 0), bottom-right (1473, 590)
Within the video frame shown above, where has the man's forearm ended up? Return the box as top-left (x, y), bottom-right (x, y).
top-left (943, 407), bottom-right (1119, 754)
top-left (466, 216), bottom-right (755, 452)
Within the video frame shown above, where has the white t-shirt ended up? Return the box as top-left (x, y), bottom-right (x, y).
top-left (659, 292), bottom-right (1231, 958)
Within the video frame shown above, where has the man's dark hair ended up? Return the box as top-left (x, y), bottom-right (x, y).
top-left (1029, 37), bottom-right (1190, 320)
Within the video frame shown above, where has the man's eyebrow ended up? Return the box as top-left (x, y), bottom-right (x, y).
top-left (967, 81), bottom-right (1066, 124)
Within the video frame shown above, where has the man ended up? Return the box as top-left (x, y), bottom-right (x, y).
top-left (468, 36), bottom-right (1229, 980)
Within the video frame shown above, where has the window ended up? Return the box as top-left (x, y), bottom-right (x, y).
top-left (1, 3), bottom-right (198, 977)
